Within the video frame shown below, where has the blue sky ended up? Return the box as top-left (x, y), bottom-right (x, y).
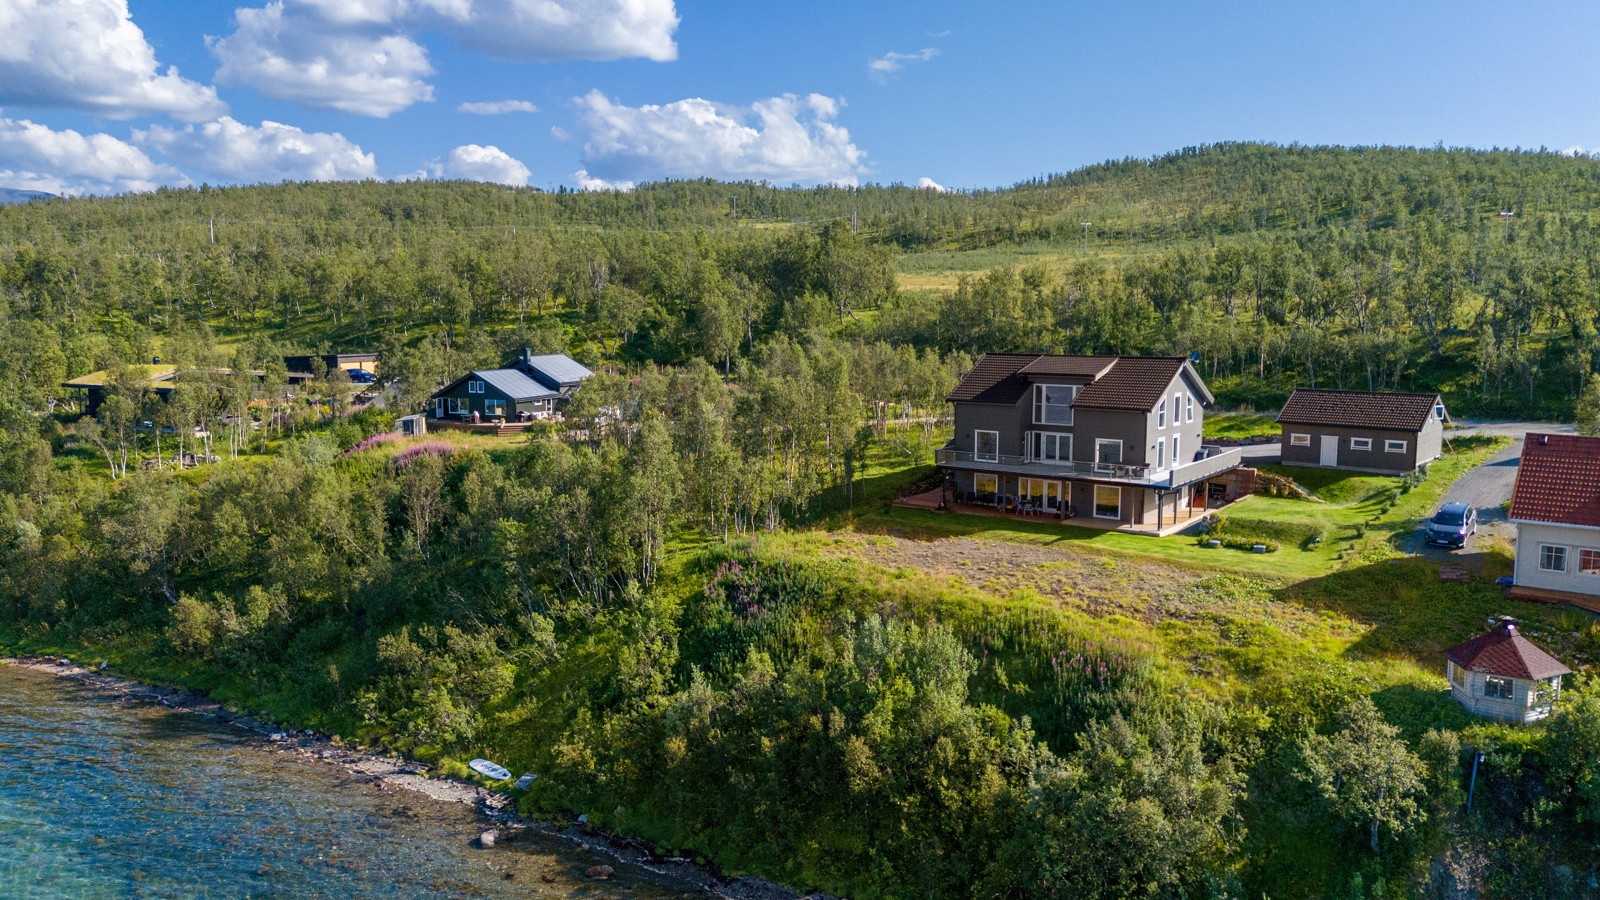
top-left (1, 0), bottom-right (1598, 195)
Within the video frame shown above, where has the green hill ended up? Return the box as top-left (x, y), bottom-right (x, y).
top-left (2, 142), bottom-right (1598, 417)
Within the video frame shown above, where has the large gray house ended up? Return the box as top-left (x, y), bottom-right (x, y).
top-left (936, 354), bottom-right (1246, 532)
top-left (1276, 388), bottom-right (1447, 474)
top-left (429, 350), bottom-right (593, 423)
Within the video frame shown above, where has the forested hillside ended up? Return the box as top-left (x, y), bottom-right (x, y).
top-left (3, 142), bottom-right (1600, 416)
top-left (5, 144), bottom-right (1600, 898)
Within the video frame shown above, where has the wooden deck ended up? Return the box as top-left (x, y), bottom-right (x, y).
top-left (427, 418), bottom-right (539, 436)
top-left (894, 487), bottom-right (1212, 537)
top-left (1507, 584), bottom-right (1600, 615)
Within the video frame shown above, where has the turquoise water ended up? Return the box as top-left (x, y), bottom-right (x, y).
top-left (0, 665), bottom-right (693, 898)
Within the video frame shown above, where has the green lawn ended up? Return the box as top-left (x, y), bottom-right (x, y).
top-left (1202, 412), bottom-right (1279, 441)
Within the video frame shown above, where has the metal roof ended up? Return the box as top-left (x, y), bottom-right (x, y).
top-left (473, 369), bottom-right (559, 401)
top-left (522, 354), bottom-right (593, 388)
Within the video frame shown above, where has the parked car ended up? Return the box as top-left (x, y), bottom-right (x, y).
top-left (346, 369), bottom-right (376, 384)
top-left (1425, 502), bottom-right (1477, 548)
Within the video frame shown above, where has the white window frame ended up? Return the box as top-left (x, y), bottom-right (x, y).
top-left (1174, 392), bottom-right (1183, 426)
top-left (485, 398), bottom-right (506, 417)
top-left (1157, 398), bottom-right (1167, 429)
top-left (1385, 439), bottom-right (1408, 453)
top-left (1185, 393), bottom-right (1194, 423)
top-left (1019, 478), bottom-right (1062, 511)
top-left (1172, 434), bottom-right (1181, 468)
top-left (472, 380), bottom-right (488, 394)
top-left (1029, 431), bottom-right (1071, 462)
top-left (1578, 548), bottom-right (1600, 577)
top-left (1540, 544), bottom-right (1569, 573)
top-left (1450, 661), bottom-right (1465, 687)
top-left (1484, 675), bottom-right (1514, 700)
top-left (1156, 438), bottom-right (1166, 470)
top-left (1289, 433), bottom-right (1311, 447)
top-left (1435, 403), bottom-right (1446, 420)
top-left (1094, 438), bottom-right (1123, 470)
top-left (1350, 437), bottom-right (1373, 451)
top-left (1093, 484), bottom-right (1122, 520)
top-left (446, 397), bottom-right (465, 414)
top-left (974, 430), bottom-right (1000, 463)
top-left (1033, 384), bottom-right (1076, 426)
top-left (974, 473), bottom-right (999, 497)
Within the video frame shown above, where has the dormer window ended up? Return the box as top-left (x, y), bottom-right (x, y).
top-left (1033, 384), bottom-right (1076, 426)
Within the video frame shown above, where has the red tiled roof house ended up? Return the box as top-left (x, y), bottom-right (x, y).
top-left (936, 354), bottom-right (1246, 533)
top-left (1276, 388), bottom-right (1448, 474)
top-left (1442, 617), bottom-right (1570, 723)
top-left (1509, 432), bottom-right (1600, 604)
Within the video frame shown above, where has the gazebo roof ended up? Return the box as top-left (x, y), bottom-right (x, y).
top-left (1442, 618), bottom-right (1571, 681)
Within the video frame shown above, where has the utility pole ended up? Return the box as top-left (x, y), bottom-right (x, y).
top-left (209, 216), bottom-right (216, 244)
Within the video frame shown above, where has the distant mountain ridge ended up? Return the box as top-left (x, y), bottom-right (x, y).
top-left (0, 188), bottom-right (58, 205)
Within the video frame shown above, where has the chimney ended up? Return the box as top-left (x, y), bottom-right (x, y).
top-left (1539, 434), bottom-right (1549, 446)
top-left (1498, 616), bottom-right (1518, 636)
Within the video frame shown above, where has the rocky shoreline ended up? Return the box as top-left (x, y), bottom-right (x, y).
top-left (1, 655), bottom-right (808, 900)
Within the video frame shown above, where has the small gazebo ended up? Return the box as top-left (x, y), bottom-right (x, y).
top-left (1442, 617), bottom-right (1571, 724)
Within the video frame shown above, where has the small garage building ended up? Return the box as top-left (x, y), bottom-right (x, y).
top-left (1276, 388), bottom-right (1447, 474)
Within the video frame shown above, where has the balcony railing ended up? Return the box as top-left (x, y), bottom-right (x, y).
top-left (935, 444), bottom-right (1242, 488)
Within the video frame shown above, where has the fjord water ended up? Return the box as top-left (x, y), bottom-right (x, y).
top-left (0, 665), bottom-right (691, 898)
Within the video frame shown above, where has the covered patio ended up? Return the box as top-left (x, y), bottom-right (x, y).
top-left (894, 486), bottom-right (1214, 537)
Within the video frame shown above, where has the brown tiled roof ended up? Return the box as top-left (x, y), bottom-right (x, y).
top-left (1443, 619), bottom-right (1571, 681)
top-left (1276, 388), bottom-right (1442, 432)
top-left (1072, 357), bottom-right (1189, 411)
top-left (1018, 356), bottom-right (1117, 377)
top-left (948, 353), bottom-right (1210, 409)
top-left (1509, 433), bottom-right (1600, 528)
top-left (945, 354), bottom-right (1037, 404)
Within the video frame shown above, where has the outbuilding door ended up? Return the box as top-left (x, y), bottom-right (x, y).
top-left (1319, 435), bottom-right (1339, 467)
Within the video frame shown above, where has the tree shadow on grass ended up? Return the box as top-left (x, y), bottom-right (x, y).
top-left (1370, 680), bottom-right (1475, 738)
top-left (1279, 556), bottom-right (1590, 679)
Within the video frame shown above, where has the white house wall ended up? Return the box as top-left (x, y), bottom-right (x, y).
top-left (1513, 521), bottom-right (1600, 597)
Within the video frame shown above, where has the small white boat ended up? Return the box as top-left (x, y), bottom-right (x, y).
top-left (513, 773), bottom-right (537, 790)
top-left (468, 759), bottom-right (512, 780)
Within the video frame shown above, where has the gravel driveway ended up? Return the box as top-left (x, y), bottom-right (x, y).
top-left (1417, 421), bottom-right (1576, 560)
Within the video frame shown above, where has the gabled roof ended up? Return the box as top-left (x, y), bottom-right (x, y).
top-left (1073, 357), bottom-right (1205, 411)
top-left (1276, 388), bottom-right (1443, 432)
top-left (470, 369), bottom-right (559, 401)
top-left (947, 353), bottom-right (1211, 409)
top-left (522, 353), bottom-right (593, 388)
top-left (946, 353), bottom-right (1037, 404)
top-left (1443, 619), bottom-right (1571, 681)
top-left (1509, 433), bottom-right (1600, 528)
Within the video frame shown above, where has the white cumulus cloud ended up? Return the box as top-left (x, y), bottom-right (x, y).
top-left (915, 177), bottom-right (949, 192)
top-left (135, 117), bottom-right (378, 183)
top-left (211, 2), bottom-right (435, 117)
top-left (868, 47), bottom-right (938, 83)
top-left (573, 90), bottom-right (867, 188)
top-left (572, 168), bottom-right (633, 192)
top-left (211, 0), bottom-right (678, 116)
top-left (0, 115), bottom-right (188, 195)
top-left (0, 0), bottom-right (224, 121)
top-left (458, 99), bottom-right (538, 115)
top-left (424, 144), bottom-right (530, 185)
